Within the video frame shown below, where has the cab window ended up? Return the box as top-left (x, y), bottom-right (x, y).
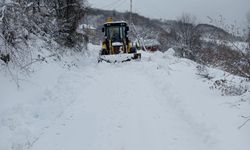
top-left (107, 26), bottom-right (126, 40)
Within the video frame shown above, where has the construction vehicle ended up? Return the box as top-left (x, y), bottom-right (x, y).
top-left (98, 18), bottom-right (141, 63)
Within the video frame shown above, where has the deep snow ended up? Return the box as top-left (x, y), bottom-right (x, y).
top-left (0, 44), bottom-right (250, 150)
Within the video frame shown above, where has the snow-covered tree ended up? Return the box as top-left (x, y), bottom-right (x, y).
top-left (0, 0), bottom-right (88, 72)
top-left (174, 13), bottom-right (201, 49)
top-left (51, 0), bottom-right (88, 48)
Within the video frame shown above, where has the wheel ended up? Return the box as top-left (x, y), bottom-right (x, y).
top-left (129, 47), bottom-right (137, 53)
top-left (100, 49), bottom-right (108, 55)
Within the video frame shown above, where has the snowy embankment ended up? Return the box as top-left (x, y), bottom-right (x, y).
top-left (202, 37), bottom-right (249, 53)
top-left (0, 44), bottom-right (250, 150)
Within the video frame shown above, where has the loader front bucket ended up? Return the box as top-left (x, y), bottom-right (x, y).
top-left (98, 53), bottom-right (141, 63)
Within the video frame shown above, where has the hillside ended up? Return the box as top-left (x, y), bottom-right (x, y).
top-left (82, 8), bottom-right (237, 47)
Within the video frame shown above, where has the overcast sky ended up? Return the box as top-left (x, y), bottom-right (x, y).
top-left (88, 0), bottom-right (250, 29)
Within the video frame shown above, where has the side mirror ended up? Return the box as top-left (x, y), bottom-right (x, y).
top-left (102, 28), bottom-right (104, 32)
top-left (126, 26), bottom-right (129, 32)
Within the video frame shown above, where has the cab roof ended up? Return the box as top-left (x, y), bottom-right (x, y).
top-left (104, 21), bottom-right (128, 27)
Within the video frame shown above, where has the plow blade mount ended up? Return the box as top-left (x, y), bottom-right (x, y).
top-left (98, 53), bottom-right (141, 63)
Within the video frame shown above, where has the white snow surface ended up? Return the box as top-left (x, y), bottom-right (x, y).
top-left (0, 44), bottom-right (250, 150)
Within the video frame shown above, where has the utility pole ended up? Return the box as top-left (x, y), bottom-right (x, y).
top-left (130, 0), bottom-right (132, 25)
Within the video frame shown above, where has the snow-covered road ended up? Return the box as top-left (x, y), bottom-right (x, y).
top-left (1, 48), bottom-right (250, 150)
top-left (30, 62), bottom-right (209, 150)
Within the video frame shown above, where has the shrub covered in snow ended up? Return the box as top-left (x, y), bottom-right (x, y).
top-left (0, 0), bottom-right (88, 74)
top-left (210, 79), bottom-right (248, 96)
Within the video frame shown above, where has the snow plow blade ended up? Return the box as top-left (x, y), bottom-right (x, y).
top-left (98, 53), bottom-right (141, 63)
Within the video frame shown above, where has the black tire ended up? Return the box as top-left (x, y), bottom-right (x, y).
top-left (101, 49), bottom-right (108, 55)
top-left (129, 47), bottom-right (137, 53)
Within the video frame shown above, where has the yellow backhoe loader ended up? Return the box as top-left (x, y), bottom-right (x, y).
top-left (98, 18), bottom-right (141, 63)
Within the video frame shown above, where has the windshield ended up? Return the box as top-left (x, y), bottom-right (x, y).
top-left (106, 26), bottom-right (126, 41)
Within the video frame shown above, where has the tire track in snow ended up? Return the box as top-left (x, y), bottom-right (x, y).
top-left (132, 56), bottom-right (219, 149)
top-left (30, 62), bottom-right (212, 150)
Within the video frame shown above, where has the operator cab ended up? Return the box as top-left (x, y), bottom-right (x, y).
top-left (102, 21), bottom-right (129, 42)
